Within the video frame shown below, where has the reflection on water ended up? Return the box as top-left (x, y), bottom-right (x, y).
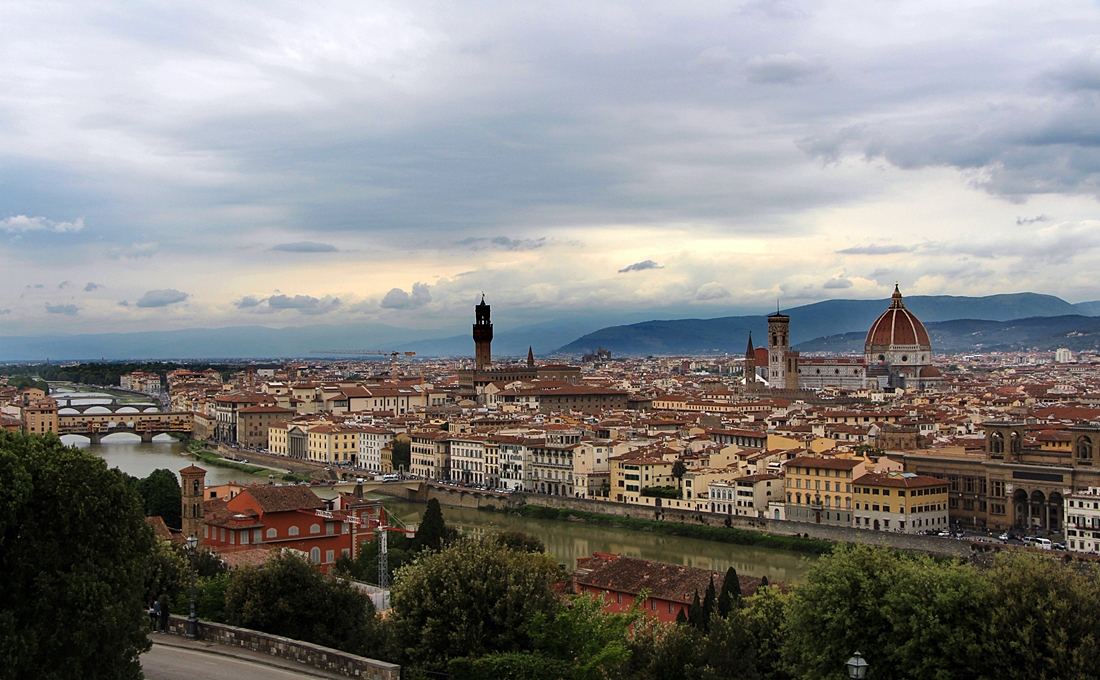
top-left (63, 436), bottom-right (267, 487)
top-left (374, 496), bottom-right (815, 583)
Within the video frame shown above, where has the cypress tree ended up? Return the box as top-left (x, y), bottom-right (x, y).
top-left (675, 606), bottom-right (688, 624)
top-left (415, 498), bottom-right (448, 552)
top-left (702, 577), bottom-right (717, 630)
top-left (688, 590), bottom-right (703, 629)
top-left (718, 566), bottom-right (742, 617)
top-left (756, 574), bottom-right (769, 595)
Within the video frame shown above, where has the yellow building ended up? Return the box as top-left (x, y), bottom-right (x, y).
top-left (784, 456), bottom-right (866, 526)
top-left (22, 399), bottom-right (58, 435)
top-left (307, 424), bottom-right (360, 464)
top-left (853, 472), bottom-right (949, 534)
top-left (610, 454), bottom-right (674, 504)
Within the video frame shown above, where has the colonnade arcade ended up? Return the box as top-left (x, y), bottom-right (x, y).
top-left (1011, 488), bottom-right (1064, 531)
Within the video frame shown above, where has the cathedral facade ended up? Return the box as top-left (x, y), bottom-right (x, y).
top-left (750, 285), bottom-right (941, 392)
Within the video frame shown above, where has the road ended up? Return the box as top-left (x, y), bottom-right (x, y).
top-left (142, 644), bottom-right (323, 679)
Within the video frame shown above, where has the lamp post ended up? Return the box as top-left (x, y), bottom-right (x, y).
top-left (846, 651), bottom-right (869, 679)
top-left (185, 535), bottom-right (198, 640)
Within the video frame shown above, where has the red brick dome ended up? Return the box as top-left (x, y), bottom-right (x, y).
top-left (865, 285), bottom-right (931, 351)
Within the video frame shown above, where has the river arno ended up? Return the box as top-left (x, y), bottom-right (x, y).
top-left (68, 436), bottom-right (815, 583)
top-left (374, 495), bottom-right (814, 583)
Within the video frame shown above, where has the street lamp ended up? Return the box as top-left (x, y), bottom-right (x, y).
top-left (184, 535), bottom-right (198, 639)
top-left (846, 652), bottom-right (869, 679)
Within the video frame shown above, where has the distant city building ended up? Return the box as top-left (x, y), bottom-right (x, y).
top-left (1056, 348), bottom-right (1075, 363)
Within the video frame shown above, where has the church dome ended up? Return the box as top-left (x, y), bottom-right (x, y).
top-left (865, 285), bottom-right (931, 352)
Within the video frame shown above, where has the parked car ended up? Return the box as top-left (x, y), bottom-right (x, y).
top-left (998, 532), bottom-right (1009, 541)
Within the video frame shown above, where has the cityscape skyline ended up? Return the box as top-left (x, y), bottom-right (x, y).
top-left (3, 2), bottom-right (1100, 336)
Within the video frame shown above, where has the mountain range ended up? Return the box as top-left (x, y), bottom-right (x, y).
top-left (556, 293), bottom-right (1098, 356)
top-left (0, 292), bottom-right (1096, 361)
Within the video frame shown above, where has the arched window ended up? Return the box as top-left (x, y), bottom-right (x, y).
top-left (1078, 437), bottom-right (1094, 460)
top-left (288, 525), bottom-right (299, 536)
top-left (192, 480), bottom-right (200, 495)
top-left (310, 524), bottom-right (321, 535)
top-left (266, 528), bottom-right (277, 538)
top-left (990, 432), bottom-right (1005, 455)
top-left (310, 547), bottom-right (321, 564)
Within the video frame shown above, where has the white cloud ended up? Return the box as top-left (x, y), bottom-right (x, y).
top-left (0, 215), bottom-right (84, 233)
top-left (380, 283), bottom-right (431, 310)
top-left (695, 282), bottom-right (731, 300)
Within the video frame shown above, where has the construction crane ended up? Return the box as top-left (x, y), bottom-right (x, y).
top-left (299, 506), bottom-right (414, 610)
top-left (311, 350), bottom-right (416, 382)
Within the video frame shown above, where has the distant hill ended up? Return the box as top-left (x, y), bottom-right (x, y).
top-left (1073, 300), bottom-right (1100, 316)
top-left (556, 293), bottom-right (1080, 356)
top-left (796, 315), bottom-right (1100, 354)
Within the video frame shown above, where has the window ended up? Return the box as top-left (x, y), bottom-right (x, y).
top-left (326, 550), bottom-right (334, 564)
top-left (288, 525), bottom-right (299, 536)
top-left (311, 524), bottom-right (321, 535)
top-left (310, 547), bottom-right (321, 564)
top-left (616, 593), bottom-right (622, 604)
top-left (240, 531), bottom-right (248, 545)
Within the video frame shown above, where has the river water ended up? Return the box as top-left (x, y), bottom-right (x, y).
top-left (54, 388), bottom-right (814, 582)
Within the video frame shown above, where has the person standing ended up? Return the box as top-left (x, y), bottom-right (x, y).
top-left (157, 594), bottom-right (170, 633)
top-left (148, 600), bottom-right (157, 630)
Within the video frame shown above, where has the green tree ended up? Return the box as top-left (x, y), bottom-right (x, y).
top-left (225, 552), bottom-right (378, 656)
top-left (144, 536), bottom-right (188, 603)
top-left (414, 498), bottom-right (449, 552)
top-left (694, 612), bottom-right (761, 680)
top-left (134, 468), bottom-right (182, 529)
top-left (335, 532), bottom-right (415, 585)
top-left (391, 439), bottom-right (411, 472)
top-left (688, 590), bottom-right (704, 629)
top-left (489, 530), bottom-right (546, 554)
top-left (523, 594), bottom-right (637, 680)
top-left (387, 538), bottom-right (564, 668)
top-left (742, 585), bottom-right (791, 680)
top-left (672, 460), bottom-right (688, 489)
top-left (702, 578), bottom-right (717, 629)
top-left (782, 545), bottom-right (989, 680)
top-left (0, 432), bottom-right (155, 680)
top-left (981, 553), bottom-right (1100, 680)
top-left (718, 566), bottom-right (741, 617)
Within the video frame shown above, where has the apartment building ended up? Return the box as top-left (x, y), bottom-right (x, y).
top-left (449, 435), bottom-right (487, 485)
top-left (357, 425), bottom-right (394, 473)
top-left (852, 472), bottom-right (950, 534)
top-left (783, 456), bottom-right (866, 526)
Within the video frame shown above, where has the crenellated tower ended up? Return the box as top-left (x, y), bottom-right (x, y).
top-left (473, 295), bottom-right (493, 371)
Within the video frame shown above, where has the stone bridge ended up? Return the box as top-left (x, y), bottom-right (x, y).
top-left (58, 411), bottom-right (193, 443)
top-left (57, 402), bottom-right (160, 414)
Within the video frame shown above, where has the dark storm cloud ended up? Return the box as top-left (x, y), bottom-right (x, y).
top-left (45, 303), bottom-right (79, 315)
top-left (745, 53), bottom-right (828, 85)
top-left (234, 295), bottom-right (264, 308)
top-left (619, 260), bottom-right (662, 273)
top-left (270, 241), bottom-right (339, 253)
top-left (457, 236), bottom-right (546, 251)
top-left (84, 282), bottom-right (101, 291)
top-left (1016, 215), bottom-right (1050, 225)
top-left (135, 289), bottom-right (189, 308)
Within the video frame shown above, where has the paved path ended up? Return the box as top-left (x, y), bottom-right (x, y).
top-left (142, 636), bottom-right (349, 680)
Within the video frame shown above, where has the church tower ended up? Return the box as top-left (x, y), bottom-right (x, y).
top-left (767, 309), bottom-right (799, 390)
top-left (744, 333), bottom-right (756, 389)
top-left (527, 346), bottom-right (535, 368)
top-left (473, 295), bottom-right (493, 371)
top-left (180, 465), bottom-right (207, 549)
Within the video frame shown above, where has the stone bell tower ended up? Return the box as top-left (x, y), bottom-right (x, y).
top-left (767, 308), bottom-right (799, 390)
top-left (179, 465), bottom-right (207, 549)
top-left (473, 294), bottom-right (493, 371)
top-left (744, 333), bottom-right (757, 390)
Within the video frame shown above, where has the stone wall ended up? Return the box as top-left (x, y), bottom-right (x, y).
top-left (163, 615), bottom-right (400, 679)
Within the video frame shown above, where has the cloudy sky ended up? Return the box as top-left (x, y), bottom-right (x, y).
top-left (2, 0), bottom-right (1100, 335)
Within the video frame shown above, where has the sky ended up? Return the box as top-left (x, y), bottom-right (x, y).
top-left (3, 0), bottom-right (1100, 336)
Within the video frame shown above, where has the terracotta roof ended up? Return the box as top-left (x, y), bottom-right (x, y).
top-left (241, 485), bottom-right (325, 513)
top-left (865, 286), bottom-right (931, 350)
top-left (574, 554), bottom-right (770, 602)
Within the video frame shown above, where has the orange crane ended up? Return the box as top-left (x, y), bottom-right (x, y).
top-left (310, 350), bottom-right (416, 382)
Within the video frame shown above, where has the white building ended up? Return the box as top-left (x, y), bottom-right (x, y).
top-left (448, 435), bottom-right (487, 485)
top-left (357, 426), bottom-right (394, 473)
top-left (496, 436), bottom-right (531, 492)
top-left (1055, 348), bottom-right (1074, 363)
top-left (1065, 488), bottom-right (1100, 554)
top-left (573, 440), bottom-right (614, 499)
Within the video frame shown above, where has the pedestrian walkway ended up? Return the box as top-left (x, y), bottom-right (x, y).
top-left (147, 633), bottom-right (351, 679)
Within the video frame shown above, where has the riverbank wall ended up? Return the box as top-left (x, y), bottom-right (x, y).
top-left (210, 445), bottom-right (338, 480)
top-left (423, 486), bottom-right (972, 558)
